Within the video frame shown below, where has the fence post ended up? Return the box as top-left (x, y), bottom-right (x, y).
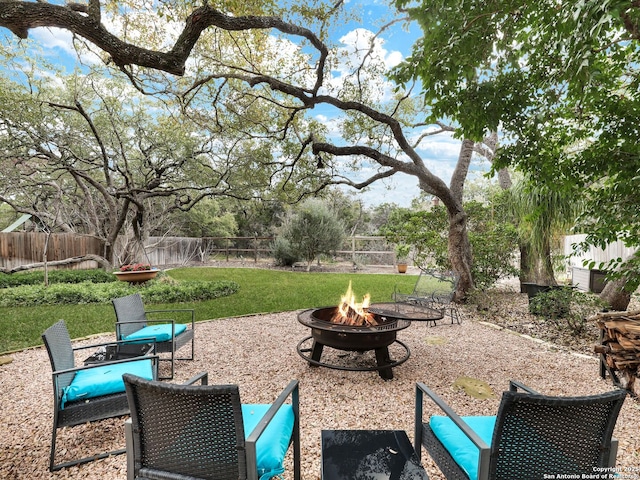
top-left (352, 236), bottom-right (356, 263)
top-left (254, 235), bottom-right (258, 263)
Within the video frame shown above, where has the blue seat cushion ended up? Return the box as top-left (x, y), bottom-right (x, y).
top-left (61, 359), bottom-right (154, 409)
top-left (430, 415), bottom-right (496, 480)
top-left (123, 323), bottom-right (187, 343)
top-left (242, 404), bottom-right (294, 480)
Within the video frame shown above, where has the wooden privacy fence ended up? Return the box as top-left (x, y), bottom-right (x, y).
top-left (0, 232), bottom-right (105, 271)
top-left (0, 233), bottom-right (396, 270)
top-left (145, 235), bottom-right (396, 266)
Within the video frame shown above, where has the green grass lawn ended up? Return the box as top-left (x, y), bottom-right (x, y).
top-left (0, 267), bottom-right (419, 353)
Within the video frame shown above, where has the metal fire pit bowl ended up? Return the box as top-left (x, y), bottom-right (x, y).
top-left (296, 307), bottom-right (411, 380)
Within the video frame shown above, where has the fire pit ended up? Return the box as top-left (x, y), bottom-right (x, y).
top-left (297, 305), bottom-right (411, 380)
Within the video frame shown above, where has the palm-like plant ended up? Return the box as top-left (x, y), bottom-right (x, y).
top-left (508, 176), bottom-right (582, 286)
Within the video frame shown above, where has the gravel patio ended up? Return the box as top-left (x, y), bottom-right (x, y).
top-left (1, 296), bottom-right (639, 479)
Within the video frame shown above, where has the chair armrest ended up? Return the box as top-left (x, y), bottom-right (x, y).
top-left (116, 318), bottom-right (174, 326)
top-left (116, 318), bottom-right (179, 338)
top-left (508, 380), bottom-right (539, 394)
top-left (145, 308), bottom-right (194, 315)
top-left (246, 380), bottom-right (300, 480)
top-left (415, 382), bottom-right (490, 474)
top-left (118, 319), bottom-right (194, 334)
top-left (184, 372), bottom-right (208, 385)
top-left (246, 379), bottom-right (299, 443)
top-left (71, 337), bottom-right (157, 352)
top-left (145, 308), bottom-right (195, 327)
top-left (53, 354), bottom-right (160, 377)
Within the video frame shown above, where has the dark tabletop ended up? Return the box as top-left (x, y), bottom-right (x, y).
top-left (321, 429), bottom-right (429, 480)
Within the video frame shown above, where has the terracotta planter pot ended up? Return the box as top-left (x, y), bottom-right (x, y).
top-left (113, 269), bottom-right (160, 284)
top-left (397, 263), bottom-right (408, 274)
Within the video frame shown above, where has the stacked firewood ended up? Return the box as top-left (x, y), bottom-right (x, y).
top-left (594, 310), bottom-right (640, 396)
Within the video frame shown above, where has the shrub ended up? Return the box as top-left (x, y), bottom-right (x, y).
top-left (529, 287), bottom-right (607, 335)
top-left (0, 279), bottom-right (239, 307)
top-left (379, 200), bottom-right (519, 289)
top-left (277, 198), bottom-right (345, 270)
top-left (0, 269), bottom-right (116, 288)
top-left (119, 263), bottom-right (152, 271)
top-left (529, 287), bottom-right (572, 319)
top-left (271, 236), bottom-right (299, 267)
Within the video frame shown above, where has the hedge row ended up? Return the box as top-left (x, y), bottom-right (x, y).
top-left (0, 269), bottom-right (116, 288)
top-left (0, 275), bottom-right (239, 307)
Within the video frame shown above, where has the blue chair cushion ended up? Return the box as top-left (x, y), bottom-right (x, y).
top-left (242, 404), bottom-right (294, 480)
top-left (61, 359), bottom-right (154, 409)
top-left (430, 415), bottom-right (496, 480)
top-left (123, 323), bottom-right (187, 343)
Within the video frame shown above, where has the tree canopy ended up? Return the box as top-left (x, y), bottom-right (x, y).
top-left (1, 0), bottom-right (499, 297)
top-left (394, 1), bottom-right (640, 272)
top-left (0, 61), bottom-right (325, 264)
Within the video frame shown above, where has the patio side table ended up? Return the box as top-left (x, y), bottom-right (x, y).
top-left (321, 429), bottom-right (428, 479)
top-left (83, 342), bottom-right (154, 365)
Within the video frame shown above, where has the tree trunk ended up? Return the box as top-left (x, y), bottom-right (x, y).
top-left (447, 208), bottom-right (473, 301)
top-left (441, 138), bottom-right (475, 301)
top-left (519, 241), bottom-right (556, 286)
top-left (538, 241), bottom-right (557, 285)
top-left (0, 254), bottom-right (111, 274)
top-left (519, 244), bottom-right (535, 291)
top-left (600, 277), bottom-right (632, 311)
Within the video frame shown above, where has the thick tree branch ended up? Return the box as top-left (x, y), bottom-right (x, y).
top-left (0, 254), bottom-right (111, 273)
top-left (0, 1), bottom-right (328, 83)
top-left (329, 169), bottom-right (399, 190)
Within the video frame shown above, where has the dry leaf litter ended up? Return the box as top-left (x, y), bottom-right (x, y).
top-left (1, 282), bottom-right (639, 479)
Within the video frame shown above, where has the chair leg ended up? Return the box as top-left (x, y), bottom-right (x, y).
top-left (171, 342), bottom-right (175, 379)
top-left (50, 424), bottom-right (126, 471)
top-left (125, 419), bottom-right (135, 480)
top-left (158, 356), bottom-right (175, 381)
top-left (49, 418), bottom-right (58, 472)
top-left (450, 307), bottom-right (458, 324)
top-left (293, 387), bottom-right (301, 480)
top-left (176, 335), bottom-right (195, 361)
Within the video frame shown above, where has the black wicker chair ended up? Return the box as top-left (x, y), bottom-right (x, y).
top-left (123, 373), bottom-right (301, 480)
top-left (112, 292), bottom-right (195, 379)
top-left (414, 381), bottom-right (627, 480)
top-left (393, 269), bottom-right (461, 325)
top-left (42, 319), bottom-right (159, 471)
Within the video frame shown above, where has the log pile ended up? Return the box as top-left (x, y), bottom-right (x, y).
top-left (593, 310), bottom-right (640, 396)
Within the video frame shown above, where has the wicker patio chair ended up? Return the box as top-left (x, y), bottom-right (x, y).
top-left (112, 292), bottom-right (195, 379)
top-left (393, 269), bottom-right (461, 325)
top-left (414, 380), bottom-right (627, 480)
top-left (42, 319), bottom-right (159, 471)
top-left (123, 373), bottom-right (301, 480)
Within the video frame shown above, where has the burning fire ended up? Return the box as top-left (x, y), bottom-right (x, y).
top-left (331, 281), bottom-right (378, 326)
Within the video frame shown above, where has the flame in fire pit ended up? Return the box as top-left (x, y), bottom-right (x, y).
top-left (331, 281), bottom-right (378, 326)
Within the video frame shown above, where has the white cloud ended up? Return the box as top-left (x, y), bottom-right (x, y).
top-left (322, 28), bottom-right (403, 102)
top-left (31, 28), bottom-right (76, 56)
top-left (417, 138), bottom-right (462, 160)
top-left (30, 27), bottom-right (103, 67)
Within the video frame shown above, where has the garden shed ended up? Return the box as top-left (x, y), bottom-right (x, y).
top-left (564, 234), bottom-right (637, 293)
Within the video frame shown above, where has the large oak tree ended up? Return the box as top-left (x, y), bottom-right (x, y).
top-left (0, 65), bottom-right (326, 265)
top-left (391, 0), bottom-right (640, 308)
top-left (0, 0), bottom-right (500, 296)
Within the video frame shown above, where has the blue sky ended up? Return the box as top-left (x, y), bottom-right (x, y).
top-left (0, 2), bottom-right (490, 208)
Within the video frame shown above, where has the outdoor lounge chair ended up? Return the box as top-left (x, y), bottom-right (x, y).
top-left (123, 373), bottom-right (301, 480)
top-left (42, 319), bottom-right (159, 471)
top-left (112, 292), bottom-right (195, 379)
top-left (414, 380), bottom-right (627, 480)
top-left (393, 269), bottom-right (461, 324)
